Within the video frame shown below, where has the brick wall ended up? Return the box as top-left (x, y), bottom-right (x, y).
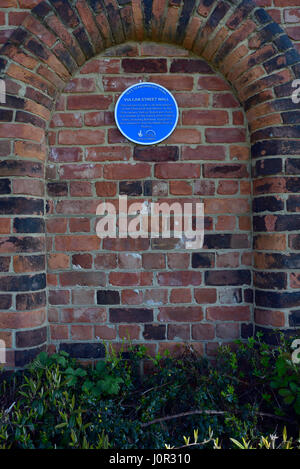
top-left (0, 0), bottom-right (299, 367)
top-left (1, 1), bottom-right (300, 52)
top-left (46, 43), bottom-right (251, 357)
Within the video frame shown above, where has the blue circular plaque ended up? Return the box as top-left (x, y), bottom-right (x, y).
top-left (115, 82), bottom-right (179, 145)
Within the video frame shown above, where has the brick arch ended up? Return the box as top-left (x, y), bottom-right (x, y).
top-left (0, 0), bottom-right (299, 366)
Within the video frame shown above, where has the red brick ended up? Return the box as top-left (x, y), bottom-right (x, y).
top-left (59, 164), bottom-right (102, 179)
top-left (217, 180), bottom-right (239, 195)
top-left (158, 306), bottom-right (203, 322)
top-left (50, 325), bottom-right (69, 340)
top-left (167, 253), bottom-right (190, 269)
top-left (0, 219), bottom-right (11, 234)
top-left (95, 181), bottom-right (117, 197)
top-left (48, 253), bottom-right (70, 270)
top-left (55, 236), bottom-right (100, 252)
top-left (58, 130), bottom-right (105, 145)
top-left (170, 181), bottom-right (192, 195)
top-left (95, 325), bottom-right (117, 340)
top-left (50, 113), bottom-right (83, 128)
top-left (206, 128), bottom-right (246, 143)
top-left (182, 110), bottom-right (228, 126)
top-left (149, 75), bottom-right (194, 91)
top-left (142, 253), bottom-right (165, 269)
top-left (69, 218), bottom-right (90, 233)
top-left (194, 288), bottom-right (217, 304)
top-left (104, 163), bottom-right (150, 179)
top-left (72, 253), bottom-right (92, 269)
top-left (192, 323), bottom-right (215, 340)
top-left (70, 181), bottom-right (92, 197)
top-left (71, 325), bottom-right (93, 340)
top-left (216, 323), bottom-right (240, 339)
top-left (158, 271), bottom-right (202, 286)
top-left (170, 288), bottom-right (192, 303)
top-left (206, 306), bottom-right (251, 321)
top-left (167, 324), bottom-right (190, 340)
top-left (67, 95), bottom-right (112, 110)
top-left (121, 289), bottom-right (143, 305)
top-left (205, 198), bottom-right (249, 214)
top-left (198, 76), bottom-right (231, 91)
top-left (155, 163), bottom-right (200, 179)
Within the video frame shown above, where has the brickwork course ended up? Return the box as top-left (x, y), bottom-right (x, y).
top-left (0, 0), bottom-right (299, 367)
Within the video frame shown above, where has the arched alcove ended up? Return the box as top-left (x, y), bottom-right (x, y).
top-left (0, 0), bottom-right (299, 366)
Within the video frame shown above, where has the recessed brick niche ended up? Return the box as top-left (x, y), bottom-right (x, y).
top-left (0, 0), bottom-right (299, 367)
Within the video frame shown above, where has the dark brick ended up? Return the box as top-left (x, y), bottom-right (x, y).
top-left (53, 43), bottom-right (77, 75)
top-left (276, 215), bottom-right (300, 231)
top-left (258, 22), bottom-right (282, 46)
top-left (289, 310), bottom-right (300, 327)
top-left (170, 59), bottom-right (213, 73)
top-left (286, 159), bottom-right (300, 175)
top-left (134, 146), bottom-right (179, 162)
top-left (254, 272), bottom-right (287, 290)
top-left (14, 255), bottom-right (45, 272)
top-left (59, 342), bottom-right (105, 359)
top-left (254, 158), bottom-right (282, 177)
top-left (253, 196), bottom-right (284, 213)
top-left (97, 290), bottom-right (120, 305)
top-left (206, 2), bottom-right (230, 29)
top-left (252, 140), bottom-right (300, 158)
top-left (244, 288), bottom-right (253, 303)
top-left (203, 234), bottom-right (249, 249)
top-left (282, 111), bottom-right (300, 124)
top-left (15, 345), bottom-right (46, 367)
top-left (0, 142), bottom-right (10, 157)
top-left (110, 308), bottom-right (153, 323)
top-left (286, 178), bottom-right (300, 193)
top-left (16, 326), bottom-right (47, 348)
top-left (73, 26), bottom-right (94, 59)
top-left (25, 38), bottom-right (49, 62)
top-left (13, 218), bottom-right (45, 234)
top-left (0, 294), bottom-right (11, 309)
top-left (16, 111), bottom-right (46, 129)
top-left (176, 0), bottom-right (196, 43)
top-left (26, 87), bottom-right (52, 110)
top-left (47, 182), bottom-right (68, 197)
top-left (16, 290), bottom-right (46, 310)
top-left (289, 235), bottom-right (300, 250)
top-left (0, 273), bottom-right (46, 292)
top-left (192, 252), bottom-right (215, 268)
top-left (142, 0), bottom-right (153, 33)
top-left (122, 59), bottom-right (167, 73)
top-left (49, 0), bottom-right (79, 28)
top-left (0, 236), bottom-right (45, 253)
top-left (0, 257), bottom-right (10, 272)
top-left (32, 1), bottom-right (53, 18)
top-left (273, 98), bottom-right (299, 112)
top-left (0, 197), bottom-right (43, 215)
top-left (254, 326), bottom-right (282, 346)
top-left (143, 324), bottom-right (166, 340)
top-left (119, 181), bottom-right (142, 196)
top-left (255, 290), bottom-right (300, 309)
top-left (0, 110), bottom-right (13, 122)
top-left (254, 8), bottom-right (270, 25)
top-left (287, 196), bottom-right (300, 212)
top-left (264, 50), bottom-right (299, 74)
top-left (205, 270), bottom-right (251, 286)
top-left (0, 179), bottom-right (11, 195)
top-left (3, 95), bottom-right (25, 110)
top-left (241, 323), bottom-right (253, 339)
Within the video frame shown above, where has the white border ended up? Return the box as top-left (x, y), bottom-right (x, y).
top-left (114, 82), bottom-right (179, 146)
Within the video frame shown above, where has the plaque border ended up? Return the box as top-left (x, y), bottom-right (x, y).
top-left (114, 82), bottom-right (179, 146)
